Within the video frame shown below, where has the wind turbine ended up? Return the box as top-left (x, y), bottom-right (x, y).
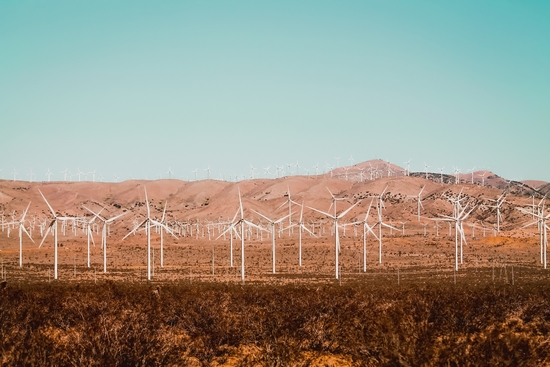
top-left (424, 162), bottom-right (430, 180)
top-left (263, 166), bottom-right (271, 178)
top-left (11, 168), bottom-right (18, 181)
top-left (61, 169), bottom-right (68, 181)
top-left (433, 200), bottom-right (476, 271)
top-left (438, 167), bottom-right (445, 183)
top-left (404, 159), bottom-right (411, 176)
top-left (192, 169), bottom-right (198, 181)
top-left (167, 167), bottom-right (173, 179)
top-left (216, 189), bottom-right (262, 281)
top-left (76, 168), bottom-right (84, 182)
top-left (84, 206), bottom-right (127, 273)
top-left (38, 190), bottom-right (74, 280)
top-left (249, 164), bottom-right (256, 179)
top-left (277, 187), bottom-right (300, 234)
top-left (517, 196), bottom-right (549, 268)
top-left (4, 202), bottom-right (34, 267)
top-left (281, 202), bottom-right (315, 267)
top-left (82, 207), bottom-right (103, 268)
top-left (372, 199), bottom-right (399, 264)
top-left (453, 167), bottom-right (461, 184)
top-left (45, 169), bottom-right (53, 182)
top-left (308, 195), bottom-right (361, 279)
top-left (416, 185), bottom-right (425, 222)
top-left (205, 165), bottom-right (211, 179)
top-left (486, 193), bottom-right (506, 232)
top-left (349, 155), bottom-right (355, 166)
top-left (122, 187), bottom-right (177, 280)
top-left (250, 209), bottom-right (290, 273)
top-left (348, 199), bottom-right (378, 272)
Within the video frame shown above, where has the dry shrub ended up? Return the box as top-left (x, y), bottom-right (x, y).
top-left (1, 281), bottom-right (550, 366)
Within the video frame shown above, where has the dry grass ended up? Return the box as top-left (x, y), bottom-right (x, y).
top-left (2, 277), bottom-right (550, 366)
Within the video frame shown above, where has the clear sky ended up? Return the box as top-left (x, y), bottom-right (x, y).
top-left (1, 1), bottom-right (549, 182)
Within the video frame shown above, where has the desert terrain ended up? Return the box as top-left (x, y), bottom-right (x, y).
top-left (0, 159), bottom-right (547, 284)
top-left (1, 160), bottom-right (550, 366)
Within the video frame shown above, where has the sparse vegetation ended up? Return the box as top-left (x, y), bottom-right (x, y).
top-left (1, 279), bottom-right (550, 366)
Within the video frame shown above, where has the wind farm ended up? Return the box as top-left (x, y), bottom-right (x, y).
top-left (2, 0), bottom-right (549, 364)
top-left (0, 159), bottom-right (547, 284)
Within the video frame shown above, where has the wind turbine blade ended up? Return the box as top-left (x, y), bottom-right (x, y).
top-left (243, 219), bottom-right (264, 231)
top-left (326, 187), bottom-right (335, 198)
top-left (274, 213), bottom-right (291, 224)
top-left (151, 219), bottom-right (178, 239)
top-left (106, 211), bottom-right (127, 223)
top-left (122, 219), bottom-right (147, 240)
top-left (365, 224), bottom-right (379, 240)
top-left (21, 226), bottom-right (34, 243)
top-left (238, 188), bottom-right (244, 218)
top-left (301, 224), bottom-right (316, 237)
top-left (250, 209), bottom-right (273, 223)
top-left (216, 223), bottom-right (236, 240)
top-left (161, 201), bottom-right (167, 222)
top-left (38, 189), bottom-right (56, 217)
top-left (365, 198), bottom-right (374, 220)
top-left (338, 200), bottom-right (361, 219)
top-left (144, 187), bottom-right (150, 219)
top-left (21, 201), bottom-right (31, 222)
top-left (87, 227), bottom-right (96, 247)
top-left (382, 223), bottom-right (400, 232)
top-left (307, 206), bottom-right (335, 219)
top-left (39, 225), bottom-right (52, 248)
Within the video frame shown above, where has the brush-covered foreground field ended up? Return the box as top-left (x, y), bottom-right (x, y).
top-left (2, 274), bottom-right (550, 366)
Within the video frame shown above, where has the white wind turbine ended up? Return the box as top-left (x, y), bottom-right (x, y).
top-left (263, 166), bottom-right (271, 178)
top-left (404, 159), bottom-right (411, 176)
top-left (250, 209), bottom-right (290, 274)
top-left (84, 206), bottom-right (127, 273)
top-left (349, 155), bottom-right (354, 167)
top-left (27, 168), bottom-right (35, 182)
top-left (82, 207), bottom-right (103, 268)
top-left (314, 163), bottom-right (319, 175)
top-left (38, 190), bottom-right (74, 280)
top-left (424, 162), bottom-right (430, 180)
top-left (249, 164), bottom-right (256, 179)
top-left (453, 167), bottom-right (461, 184)
top-left (167, 167), bottom-right (173, 179)
top-left (192, 168), bottom-right (198, 181)
top-left (122, 187), bottom-right (177, 280)
top-left (416, 185), bottom-right (425, 222)
top-left (517, 196), bottom-right (549, 268)
top-left (4, 202), bottom-right (34, 267)
top-left (61, 169), bottom-right (68, 181)
top-left (11, 168), bottom-right (18, 181)
top-left (348, 199), bottom-right (378, 272)
top-left (486, 193), bottom-right (506, 232)
top-left (46, 169), bottom-right (53, 182)
top-left (277, 187), bottom-right (300, 234)
top-left (438, 167), bottom-right (445, 183)
top-left (216, 189), bottom-right (262, 281)
top-left (372, 199), bottom-right (399, 264)
top-left (76, 168), bottom-right (84, 182)
top-left (433, 200), bottom-right (476, 271)
top-left (308, 193), bottom-right (361, 279)
top-left (469, 167), bottom-right (476, 184)
top-left (282, 202), bottom-right (315, 267)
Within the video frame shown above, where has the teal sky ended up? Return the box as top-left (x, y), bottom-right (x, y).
top-left (1, 1), bottom-right (549, 182)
